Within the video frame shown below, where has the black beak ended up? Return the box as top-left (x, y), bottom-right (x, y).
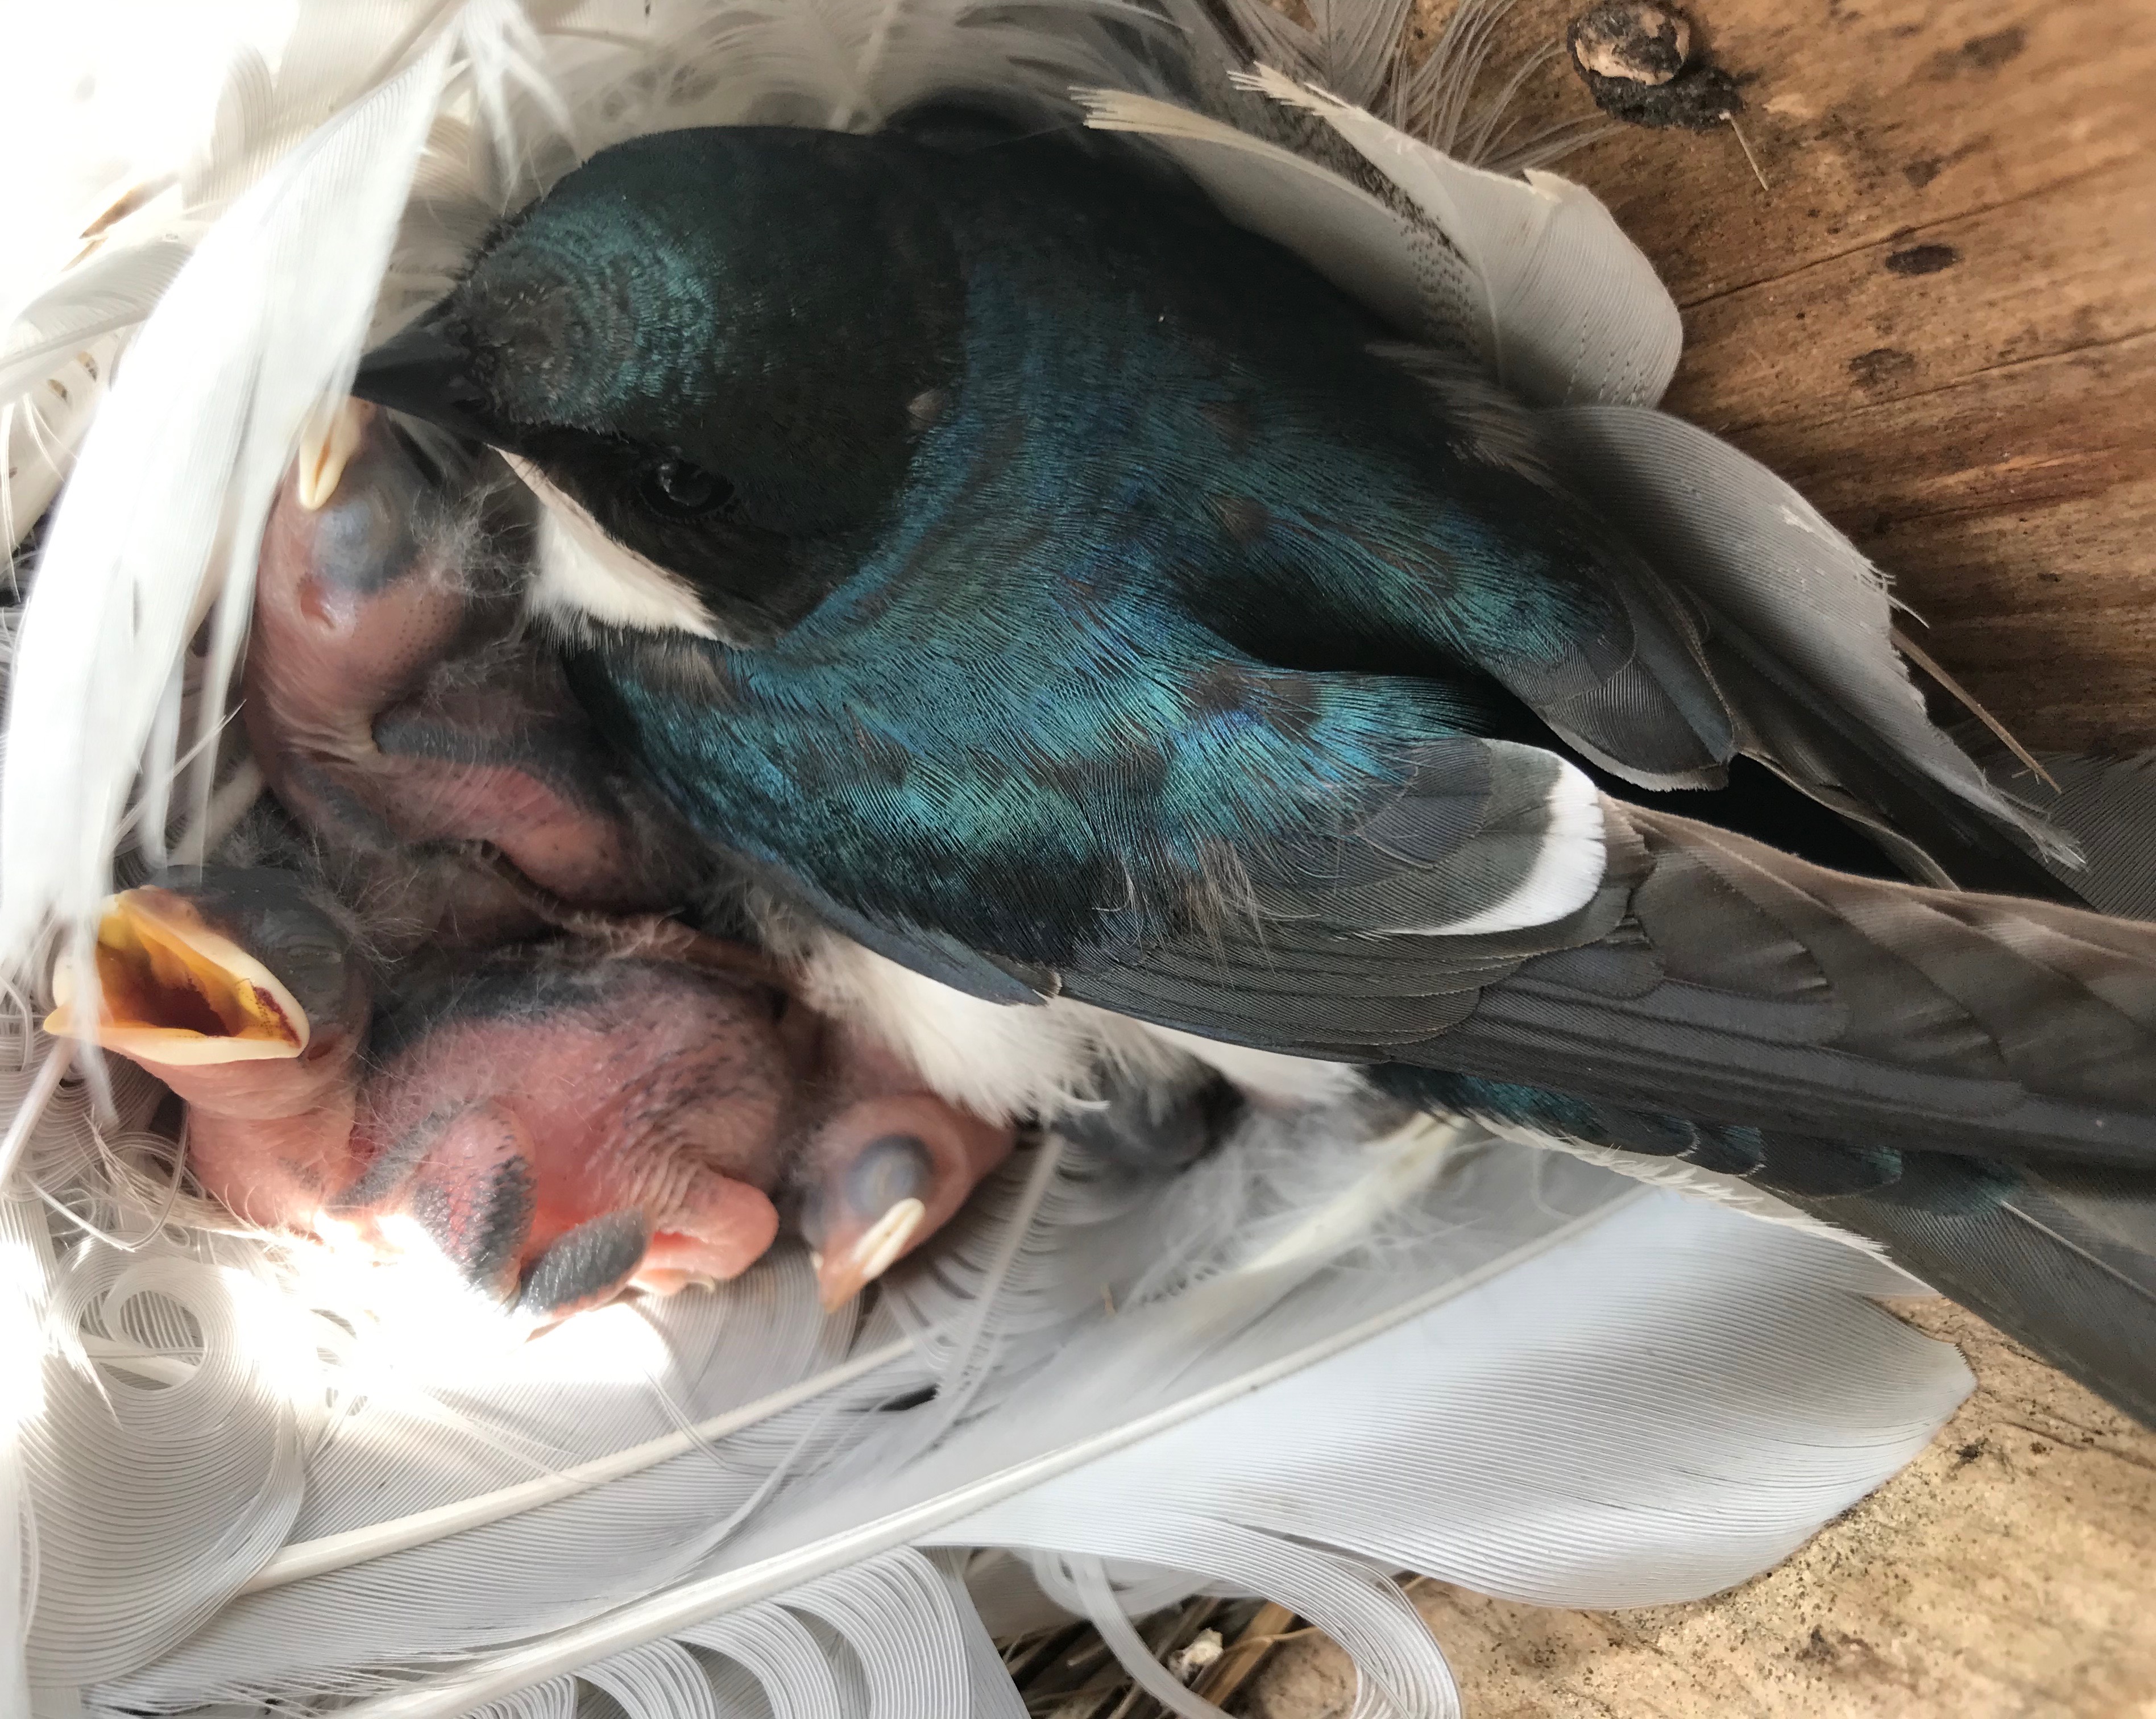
top-left (353, 317), bottom-right (501, 444)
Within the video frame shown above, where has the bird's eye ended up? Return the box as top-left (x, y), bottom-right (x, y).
top-left (637, 457), bottom-right (735, 520)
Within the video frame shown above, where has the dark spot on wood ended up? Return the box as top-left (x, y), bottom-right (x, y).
top-left (1926, 24), bottom-right (2028, 78)
top-left (1565, 3), bottom-right (1741, 130)
top-left (1954, 1439), bottom-right (1985, 1467)
top-left (1209, 494), bottom-right (1271, 546)
top-left (1796, 1625), bottom-right (1838, 1664)
top-left (1961, 25), bottom-right (2028, 69)
top-left (1904, 157), bottom-right (1942, 187)
top-left (1886, 243), bottom-right (1959, 276)
top-left (1848, 347), bottom-right (1917, 389)
top-left (1570, 4), bottom-right (1691, 85)
top-left (1573, 59), bottom-right (1743, 130)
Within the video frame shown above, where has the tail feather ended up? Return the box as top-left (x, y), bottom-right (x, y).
top-left (2014, 747), bottom-right (2156, 922)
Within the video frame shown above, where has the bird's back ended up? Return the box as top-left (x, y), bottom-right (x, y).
top-left (587, 127), bottom-right (1738, 961)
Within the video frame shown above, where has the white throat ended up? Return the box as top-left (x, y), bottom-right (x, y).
top-left (501, 452), bottom-right (722, 640)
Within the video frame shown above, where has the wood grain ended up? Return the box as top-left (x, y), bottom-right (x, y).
top-left (1479, 0), bottom-right (2156, 750)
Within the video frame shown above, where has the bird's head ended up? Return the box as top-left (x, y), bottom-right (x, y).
top-left (45, 867), bottom-right (371, 1123)
top-left (356, 127), bottom-right (963, 645)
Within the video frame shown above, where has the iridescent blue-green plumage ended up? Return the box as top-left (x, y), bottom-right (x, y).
top-left (401, 127), bottom-right (1726, 962)
top-left (357, 121), bottom-right (2156, 1425)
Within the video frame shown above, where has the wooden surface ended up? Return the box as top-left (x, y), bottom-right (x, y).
top-left (1230, 2), bottom-right (2156, 1714)
top-left (1238, 1303), bottom-right (2156, 1718)
top-left (1483, 0), bottom-right (2156, 753)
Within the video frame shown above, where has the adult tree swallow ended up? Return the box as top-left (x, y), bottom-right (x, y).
top-left (355, 123), bottom-right (2156, 1422)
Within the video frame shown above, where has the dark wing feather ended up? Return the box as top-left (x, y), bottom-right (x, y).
top-left (1373, 345), bottom-right (1737, 790)
top-left (1409, 809), bottom-right (2156, 1167)
top-left (1807, 1161), bottom-right (2156, 1428)
top-left (1054, 764), bottom-right (2156, 1421)
top-left (1056, 755), bottom-right (2156, 1170)
top-left (1064, 735), bottom-right (1635, 1052)
top-left (2017, 747), bottom-right (2156, 921)
top-left (1536, 404), bottom-right (2065, 896)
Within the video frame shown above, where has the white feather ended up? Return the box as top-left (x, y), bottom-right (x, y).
top-left (0, 1196), bottom-right (47, 1719)
top-left (1234, 64), bottom-right (1681, 407)
top-left (0, 243), bottom-right (191, 407)
top-left (515, 456), bottom-right (725, 642)
top-left (943, 1190), bottom-right (1958, 1611)
top-left (1412, 753), bottom-right (1606, 934)
top-left (0, 30), bottom-right (457, 993)
top-left (1208, 0), bottom-right (1416, 116)
top-left (1140, 1029), bottom-right (1366, 1108)
top-left (788, 923), bottom-right (1367, 1121)
top-left (77, 1145), bottom-right (1960, 1719)
top-left (782, 926), bottom-right (1180, 1125)
top-left (3, 344), bottom-right (114, 560)
top-left (42, 1113), bottom-right (1975, 1717)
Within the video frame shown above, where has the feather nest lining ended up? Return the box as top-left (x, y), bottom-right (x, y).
top-left (0, 1), bottom-right (1999, 1713)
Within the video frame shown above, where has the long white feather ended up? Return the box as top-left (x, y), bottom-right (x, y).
top-left (51, 1126), bottom-right (1967, 1718)
top-left (0, 33), bottom-right (456, 991)
top-left (0, 245), bottom-right (192, 408)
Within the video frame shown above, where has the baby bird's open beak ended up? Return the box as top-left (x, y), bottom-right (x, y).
top-left (44, 869), bottom-right (374, 1228)
top-left (46, 886), bottom-right (312, 1065)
